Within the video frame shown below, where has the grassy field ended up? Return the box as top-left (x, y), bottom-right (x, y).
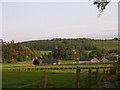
top-left (2, 60), bottom-right (115, 69)
top-left (3, 69), bottom-right (106, 88)
top-left (2, 61), bottom-right (117, 88)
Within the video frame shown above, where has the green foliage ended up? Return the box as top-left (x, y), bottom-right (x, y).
top-left (52, 46), bottom-right (78, 60)
top-left (32, 50), bottom-right (52, 58)
top-left (21, 38), bottom-right (118, 51)
top-left (89, 48), bottom-right (107, 57)
top-left (89, 50), bottom-right (97, 57)
top-left (25, 56), bottom-right (31, 61)
top-left (80, 51), bottom-right (89, 58)
top-left (19, 38), bottom-right (118, 60)
top-left (2, 38), bottom-right (119, 63)
top-left (2, 40), bottom-right (33, 63)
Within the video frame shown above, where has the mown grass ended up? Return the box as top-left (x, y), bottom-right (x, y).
top-left (2, 69), bottom-right (106, 88)
top-left (2, 60), bottom-right (116, 69)
top-left (2, 60), bottom-right (116, 88)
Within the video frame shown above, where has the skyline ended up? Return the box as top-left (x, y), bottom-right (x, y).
top-left (1, 2), bottom-right (118, 42)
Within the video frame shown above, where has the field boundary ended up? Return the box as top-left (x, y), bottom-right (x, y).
top-left (3, 66), bottom-right (120, 71)
top-left (3, 66), bottom-right (120, 88)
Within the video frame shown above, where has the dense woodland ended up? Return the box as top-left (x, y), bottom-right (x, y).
top-left (2, 40), bottom-right (33, 63)
top-left (21, 38), bottom-right (118, 51)
top-left (1, 38), bottom-right (119, 63)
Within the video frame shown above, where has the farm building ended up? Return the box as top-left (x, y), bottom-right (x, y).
top-left (100, 57), bottom-right (109, 62)
top-left (78, 58), bottom-right (92, 63)
top-left (42, 59), bottom-right (60, 65)
top-left (96, 57), bottom-right (103, 60)
top-left (91, 58), bottom-right (100, 63)
top-left (106, 57), bottom-right (117, 62)
top-left (78, 57), bottom-right (117, 64)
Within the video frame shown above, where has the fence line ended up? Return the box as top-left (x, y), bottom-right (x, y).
top-left (3, 66), bottom-right (120, 71)
top-left (10, 66), bottom-right (119, 88)
top-left (40, 76), bottom-right (47, 88)
top-left (88, 68), bottom-right (91, 88)
top-left (96, 68), bottom-right (99, 87)
top-left (75, 67), bottom-right (81, 88)
top-left (75, 66), bottom-right (118, 88)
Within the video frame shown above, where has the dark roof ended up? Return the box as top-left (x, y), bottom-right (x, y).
top-left (42, 59), bottom-right (59, 63)
top-left (106, 57), bottom-right (117, 61)
top-left (96, 57), bottom-right (103, 60)
top-left (80, 58), bottom-right (93, 61)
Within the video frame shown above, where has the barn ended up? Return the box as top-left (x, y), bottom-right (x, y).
top-left (42, 59), bottom-right (60, 65)
top-left (78, 57), bottom-right (117, 63)
top-left (106, 57), bottom-right (117, 62)
top-left (100, 57), bottom-right (109, 62)
top-left (79, 57), bottom-right (100, 63)
top-left (79, 58), bottom-right (92, 63)
top-left (91, 58), bottom-right (100, 63)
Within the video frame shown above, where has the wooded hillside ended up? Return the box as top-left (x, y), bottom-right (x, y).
top-left (20, 38), bottom-right (118, 51)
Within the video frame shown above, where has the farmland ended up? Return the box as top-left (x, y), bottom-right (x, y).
top-left (2, 61), bottom-right (119, 88)
top-left (2, 60), bottom-right (115, 69)
top-left (2, 38), bottom-right (119, 88)
top-left (3, 70), bottom-right (102, 88)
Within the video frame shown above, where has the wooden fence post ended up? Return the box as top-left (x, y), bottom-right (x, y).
top-left (106, 70), bottom-right (109, 75)
top-left (110, 67), bottom-right (117, 75)
top-left (96, 68), bottom-right (99, 88)
top-left (88, 68), bottom-right (91, 88)
top-left (40, 76), bottom-right (47, 88)
top-left (75, 67), bottom-right (81, 88)
top-left (103, 69), bottom-right (106, 74)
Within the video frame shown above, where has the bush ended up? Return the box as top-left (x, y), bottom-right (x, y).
top-left (25, 56), bottom-right (30, 61)
top-left (7, 59), bottom-right (14, 63)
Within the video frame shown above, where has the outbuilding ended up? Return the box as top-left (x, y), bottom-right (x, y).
top-left (106, 57), bottom-right (117, 62)
top-left (91, 58), bottom-right (100, 63)
top-left (100, 57), bottom-right (109, 62)
top-left (42, 59), bottom-right (60, 65)
top-left (79, 58), bottom-right (92, 63)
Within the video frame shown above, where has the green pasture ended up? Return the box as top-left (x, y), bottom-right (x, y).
top-left (2, 61), bottom-right (117, 88)
top-left (3, 69), bottom-right (107, 88)
top-left (2, 60), bottom-right (115, 69)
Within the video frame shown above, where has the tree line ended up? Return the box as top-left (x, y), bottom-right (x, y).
top-left (2, 40), bottom-right (33, 63)
top-left (21, 38), bottom-right (118, 51)
top-left (2, 40), bottom-right (52, 63)
top-left (1, 38), bottom-right (119, 63)
top-left (52, 45), bottom-right (119, 60)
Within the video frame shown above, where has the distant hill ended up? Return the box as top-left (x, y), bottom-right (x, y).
top-left (19, 38), bottom-right (118, 51)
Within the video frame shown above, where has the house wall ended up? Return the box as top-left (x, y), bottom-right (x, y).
top-left (58, 62), bottom-right (61, 65)
top-left (91, 58), bottom-right (99, 63)
top-left (101, 58), bottom-right (109, 62)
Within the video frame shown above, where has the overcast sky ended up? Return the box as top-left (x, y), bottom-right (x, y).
top-left (1, 1), bottom-right (118, 42)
